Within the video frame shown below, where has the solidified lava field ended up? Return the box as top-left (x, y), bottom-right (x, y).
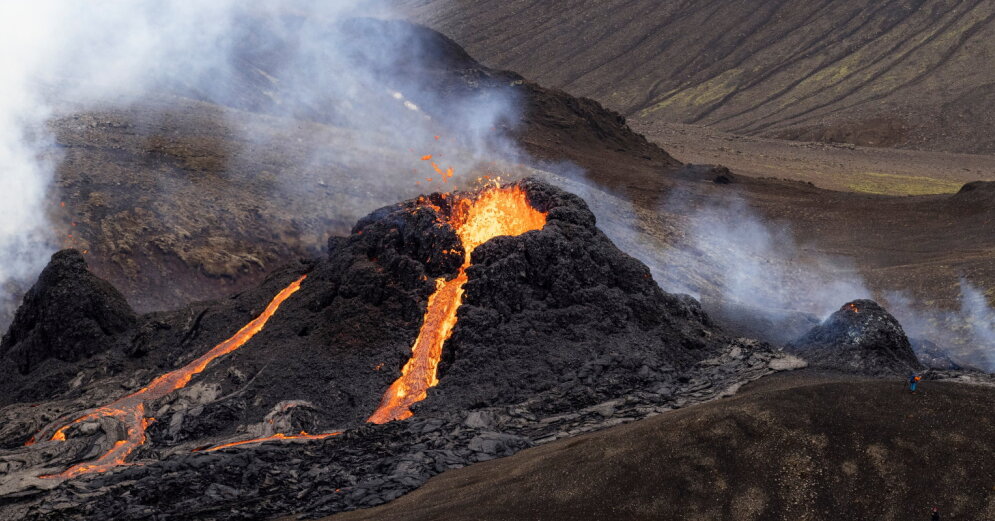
top-left (0, 179), bottom-right (794, 520)
top-left (1, 7), bottom-right (993, 521)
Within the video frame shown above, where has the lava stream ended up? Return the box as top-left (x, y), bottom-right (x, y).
top-left (197, 431), bottom-right (341, 452)
top-left (367, 186), bottom-right (546, 424)
top-left (37, 275), bottom-right (307, 479)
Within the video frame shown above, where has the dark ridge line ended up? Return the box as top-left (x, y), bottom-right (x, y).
top-left (562, 2), bottom-right (685, 98)
top-left (558, 0), bottom-right (707, 91)
top-left (542, 0), bottom-right (667, 93)
top-left (462, 1), bottom-right (576, 76)
top-left (643, 0), bottom-right (881, 122)
top-left (620, 0), bottom-right (812, 117)
top-left (648, 0), bottom-right (744, 85)
top-left (675, 0), bottom-right (841, 124)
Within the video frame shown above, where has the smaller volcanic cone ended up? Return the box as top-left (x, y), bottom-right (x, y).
top-left (788, 299), bottom-right (922, 375)
top-left (0, 249), bottom-right (137, 376)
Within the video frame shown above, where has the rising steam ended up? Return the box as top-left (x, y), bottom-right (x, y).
top-left (885, 280), bottom-right (995, 371)
top-left (553, 173), bottom-right (995, 371)
top-left (0, 1), bottom-right (522, 324)
top-left (662, 193), bottom-right (872, 317)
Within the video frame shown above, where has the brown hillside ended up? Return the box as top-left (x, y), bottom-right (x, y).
top-left (402, 0), bottom-right (995, 154)
top-left (326, 372), bottom-right (995, 521)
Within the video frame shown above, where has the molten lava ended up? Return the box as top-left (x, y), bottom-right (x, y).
top-left (367, 186), bottom-right (546, 424)
top-left (36, 275), bottom-right (306, 479)
top-left (197, 431), bottom-right (341, 452)
top-left (847, 303), bottom-right (860, 313)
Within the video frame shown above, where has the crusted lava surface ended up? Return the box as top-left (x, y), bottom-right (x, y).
top-left (788, 299), bottom-right (922, 375)
top-left (0, 178), bottom-right (791, 520)
top-left (322, 371), bottom-right (995, 521)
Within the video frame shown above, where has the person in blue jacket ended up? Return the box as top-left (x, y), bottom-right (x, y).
top-left (908, 372), bottom-right (921, 393)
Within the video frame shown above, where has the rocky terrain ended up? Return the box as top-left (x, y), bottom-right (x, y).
top-left (0, 8), bottom-right (992, 521)
top-left (323, 371), bottom-right (995, 521)
top-left (788, 300), bottom-right (922, 375)
top-left (0, 179), bottom-right (800, 520)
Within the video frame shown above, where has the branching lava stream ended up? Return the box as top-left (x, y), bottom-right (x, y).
top-left (29, 184), bottom-right (544, 477)
top-left (367, 186), bottom-right (546, 424)
top-left (36, 275), bottom-right (307, 479)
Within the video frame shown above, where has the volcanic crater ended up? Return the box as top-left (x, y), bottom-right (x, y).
top-left (0, 178), bottom-right (793, 520)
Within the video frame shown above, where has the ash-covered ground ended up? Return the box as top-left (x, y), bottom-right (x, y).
top-left (0, 179), bottom-right (798, 520)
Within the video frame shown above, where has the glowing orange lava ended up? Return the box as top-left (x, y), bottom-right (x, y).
top-left (367, 186), bottom-right (546, 424)
top-left (196, 430), bottom-right (341, 452)
top-left (37, 275), bottom-right (307, 479)
top-left (846, 303), bottom-right (860, 313)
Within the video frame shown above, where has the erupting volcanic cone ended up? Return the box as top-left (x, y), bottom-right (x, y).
top-left (367, 185), bottom-right (547, 423)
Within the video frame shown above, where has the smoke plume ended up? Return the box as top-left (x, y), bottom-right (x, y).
top-left (550, 174), bottom-right (995, 371)
top-left (885, 280), bottom-right (995, 371)
top-left (0, 1), bottom-right (522, 323)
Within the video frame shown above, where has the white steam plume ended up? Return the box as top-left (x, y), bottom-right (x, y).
top-left (542, 168), bottom-right (995, 370)
top-left (0, 4), bottom-right (61, 305)
top-left (0, 1), bottom-right (524, 322)
top-left (885, 280), bottom-right (995, 371)
top-left (661, 193), bottom-right (872, 318)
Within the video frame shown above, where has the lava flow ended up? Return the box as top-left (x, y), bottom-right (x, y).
top-left (36, 275), bottom-right (307, 479)
top-left (367, 185), bottom-right (546, 424)
top-left (197, 431), bottom-right (341, 452)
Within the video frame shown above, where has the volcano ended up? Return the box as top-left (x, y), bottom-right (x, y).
top-left (788, 299), bottom-right (923, 375)
top-left (0, 178), bottom-right (790, 520)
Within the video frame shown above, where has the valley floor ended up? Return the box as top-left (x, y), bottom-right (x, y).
top-left (637, 122), bottom-right (995, 196)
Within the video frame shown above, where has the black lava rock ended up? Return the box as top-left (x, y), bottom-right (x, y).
top-left (0, 179), bottom-right (775, 521)
top-left (910, 337), bottom-right (962, 370)
top-left (0, 249), bottom-right (137, 374)
top-left (673, 164), bottom-right (737, 185)
top-left (426, 177), bottom-right (717, 412)
top-left (788, 299), bottom-right (922, 375)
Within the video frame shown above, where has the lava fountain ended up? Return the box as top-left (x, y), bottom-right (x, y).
top-left (34, 276), bottom-right (307, 479)
top-left (367, 185), bottom-right (546, 424)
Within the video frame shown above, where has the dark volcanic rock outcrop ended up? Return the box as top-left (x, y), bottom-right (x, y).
top-left (429, 178), bottom-right (712, 413)
top-left (673, 164), bottom-right (737, 185)
top-left (788, 300), bottom-right (922, 375)
top-left (0, 249), bottom-right (136, 375)
top-left (910, 337), bottom-right (963, 371)
top-left (0, 179), bottom-right (793, 520)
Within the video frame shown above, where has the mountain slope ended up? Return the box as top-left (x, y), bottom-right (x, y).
top-left (327, 372), bottom-right (995, 521)
top-left (402, 0), bottom-right (995, 153)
